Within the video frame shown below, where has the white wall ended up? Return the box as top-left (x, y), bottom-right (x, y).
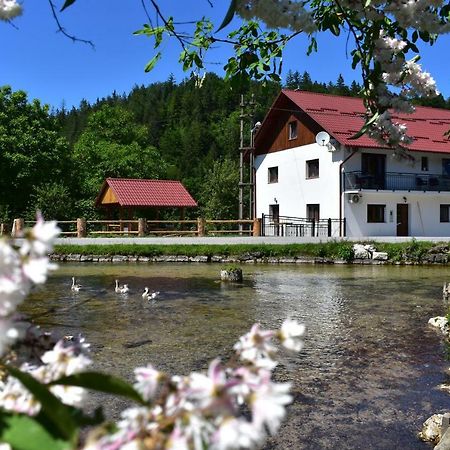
top-left (255, 144), bottom-right (450, 237)
top-left (343, 149), bottom-right (450, 237)
top-left (255, 143), bottom-right (342, 219)
top-left (344, 191), bottom-right (450, 237)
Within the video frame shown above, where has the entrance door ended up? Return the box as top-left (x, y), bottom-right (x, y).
top-left (396, 204), bottom-right (409, 236)
top-left (269, 204), bottom-right (280, 236)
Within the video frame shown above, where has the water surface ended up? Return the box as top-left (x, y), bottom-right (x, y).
top-left (22, 263), bottom-right (450, 449)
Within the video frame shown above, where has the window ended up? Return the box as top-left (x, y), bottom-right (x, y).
top-left (307, 204), bottom-right (320, 221)
top-left (441, 205), bottom-right (450, 223)
top-left (367, 204), bottom-right (385, 223)
top-left (288, 121), bottom-right (297, 140)
top-left (421, 156), bottom-right (429, 171)
top-left (306, 159), bottom-right (319, 179)
top-left (268, 166), bottom-right (278, 183)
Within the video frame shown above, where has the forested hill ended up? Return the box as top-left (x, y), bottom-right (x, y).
top-left (1, 71), bottom-right (449, 224)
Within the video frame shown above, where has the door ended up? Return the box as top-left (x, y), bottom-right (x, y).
top-left (269, 204), bottom-right (280, 236)
top-left (362, 153), bottom-right (386, 189)
top-left (396, 204), bottom-right (409, 236)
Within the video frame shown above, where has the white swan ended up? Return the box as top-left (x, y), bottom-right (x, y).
top-left (142, 287), bottom-right (160, 300)
top-left (115, 280), bottom-right (129, 294)
top-left (71, 277), bottom-right (81, 292)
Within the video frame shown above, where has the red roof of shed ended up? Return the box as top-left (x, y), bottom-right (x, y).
top-left (96, 178), bottom-right (197, 208)
top-left (275, 90), bottom-right (450, 154)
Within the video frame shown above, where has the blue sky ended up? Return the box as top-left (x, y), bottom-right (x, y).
top-left (1, 0), bottom-right (449, 109)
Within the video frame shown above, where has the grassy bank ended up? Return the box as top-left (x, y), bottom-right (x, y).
top-left (53, 240), bottom-right (449, 263)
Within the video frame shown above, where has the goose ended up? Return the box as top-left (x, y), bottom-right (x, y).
top-left (71, 277), bottom-right (81, 292)
top-left (142, 287), bottom-right (160, 300)
top-left (115, 280), bottom-right (129, 294)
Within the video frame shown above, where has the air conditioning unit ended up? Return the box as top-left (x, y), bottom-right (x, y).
top-left (348, 193), bottom-right (361, 204)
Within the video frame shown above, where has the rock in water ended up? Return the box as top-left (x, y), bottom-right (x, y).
top-left (220, 268), bottom-right (243, 282)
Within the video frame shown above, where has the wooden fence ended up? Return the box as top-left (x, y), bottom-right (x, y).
top-left (2, 217), bottom-right (260, 238)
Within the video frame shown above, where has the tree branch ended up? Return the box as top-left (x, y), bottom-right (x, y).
top-left (48, 0), bottom-right (94, 48)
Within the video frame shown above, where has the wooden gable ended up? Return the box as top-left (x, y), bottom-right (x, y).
top-left (255, 93), bottom-right (322, 156)
top-left (98, 185), bottom-right (118, 205)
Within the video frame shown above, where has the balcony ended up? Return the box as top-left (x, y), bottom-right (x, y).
top-left (344, 171), bottom-right (450, 192)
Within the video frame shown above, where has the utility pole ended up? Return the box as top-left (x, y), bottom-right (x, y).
top-left (238, 94), bottom-right (257, 231)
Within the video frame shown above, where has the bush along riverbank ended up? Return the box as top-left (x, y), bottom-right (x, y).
top-left (50, 240), bottom-right (450, 265)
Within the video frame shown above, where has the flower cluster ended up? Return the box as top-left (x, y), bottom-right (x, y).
top-left (0, 0), bottom-right (21, 20)
top-left (83, 319), bottom-right (305, 450)
top-left (235, 0), bottom-right (316, 32)
top-left (0, 216), bottom-right (93, 413)
top-left (0, 336), bottom-right (92, 415)
top-left (0, 214), bottom-right (59, 356)
top-left (233, 0), bottom-right (446, 147)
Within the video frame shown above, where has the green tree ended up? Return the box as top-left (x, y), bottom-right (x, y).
top-left (198, 158), bottom-right (239, 219)
top-left (0, 86), bottom-right (70, 219)
top-left (27, 182), bottom-right (73, 220)
top-left (72, 104), bottom-right (167, 212)
top-left (285, 70), bottom-right (301, 89)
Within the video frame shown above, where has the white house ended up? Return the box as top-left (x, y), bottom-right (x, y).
top-left (254, 90), bottom-right (450, 238)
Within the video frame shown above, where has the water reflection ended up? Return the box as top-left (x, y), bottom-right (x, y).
top-left (22, 263), bottom-right (449, 449)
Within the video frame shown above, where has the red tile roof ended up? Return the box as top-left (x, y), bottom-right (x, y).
top-left (281, 89), bottom-right (450, 154)
top-left (96, 178), bottom-right (197, 208)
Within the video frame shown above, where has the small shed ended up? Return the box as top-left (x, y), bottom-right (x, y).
top-left (95, 178), bottom-right (197, 220)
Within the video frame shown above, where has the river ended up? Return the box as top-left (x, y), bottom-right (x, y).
top-left (21, 263), bottom-right (450, 449)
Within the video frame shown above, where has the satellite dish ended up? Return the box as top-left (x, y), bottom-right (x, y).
top-left (315, 131), bottom-right (330, 146)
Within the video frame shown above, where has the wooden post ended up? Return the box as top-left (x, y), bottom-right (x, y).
top-left (197, 217), bottom-right (206, 237)
top-left (0, 223), bottom-right (5, 236)
top-left (138, 218), bottom-right (146, 237)
top-left (12, 218), bottom-right (24, 238)
top-left (180, 207), bottom-right (185, 231)
top-left (77, 218), bottom-right (87, 238)
top-left (252, 218), bottom-right (261, 237)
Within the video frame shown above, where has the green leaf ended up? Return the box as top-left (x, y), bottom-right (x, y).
top-left (51, 372), bottom-right (146, 405)
top-left (60, 0), bottom-right (76, 11)
top-left (5, 366), bottom-right (78, 442)
top-left (349, 111), bottom-right (380, 140)
top-left (144, 52), bottom-right (162, 72)
top-left (217, 0), bottom-right (237, 32)
top-left (0, 413), bottom-right (72, 450)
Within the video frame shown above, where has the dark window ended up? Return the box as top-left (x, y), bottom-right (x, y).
top-left (288, 121), bottom-right (297, 140)
top-left (306, 159), bottom-right (319, 179)
top-left (421, 156), bottom-right (429, 171)
top-left (307, 204), bottom-right (320, 221)
top-left (367, 204), bottom-right (385, 223)
top-left (440, 205), bottom-right (450, 223)
top-left (443, 159), bottom-right (450, 176)
top-left (268, 166), bottom-right (278, 183)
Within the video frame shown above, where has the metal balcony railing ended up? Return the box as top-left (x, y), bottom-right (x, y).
top-left (344, 171), bottom-right (450, 192)
top-left (261, 215), bottom-right (345, 237)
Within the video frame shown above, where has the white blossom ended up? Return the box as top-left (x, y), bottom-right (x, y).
top-left (0, 0), bottom-right (21, 20)
top-left (233, 323), bottom-right (277, 369)
top-left (279, 319), bottom-right (305, 351)
top-left (250, 371), bottom-right (292, 435)
top-left (133, 364), bottom-right (163, 401)
top-left (20, 215), bottom-right (60, 257)
top-left (212, 417), bottom-right (262, 449)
